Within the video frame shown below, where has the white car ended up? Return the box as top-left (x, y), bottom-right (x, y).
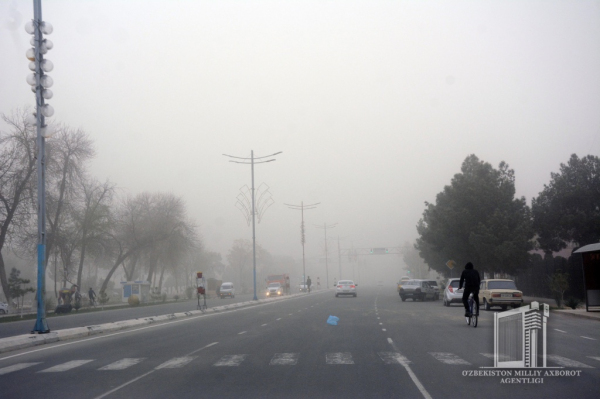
top-left (0, 302), bottom-right (8, 314)
top-left (219, 282), bottom-right (235, 298)
top-left (335, 280), bottom-right (357, 297)
top-left (266, 282), bottom-right (284, 296)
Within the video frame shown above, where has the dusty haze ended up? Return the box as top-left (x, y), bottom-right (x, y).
top-left (1, 0), bottom-right (599, 283)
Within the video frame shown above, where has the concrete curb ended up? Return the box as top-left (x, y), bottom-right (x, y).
top-left (553, 310), bottom-right (600, 321)
top-left (0, 292), bottom-right (309, 355)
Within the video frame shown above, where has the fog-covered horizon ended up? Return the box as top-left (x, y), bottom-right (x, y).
top-left (2, 1), bottom-right (599, 271)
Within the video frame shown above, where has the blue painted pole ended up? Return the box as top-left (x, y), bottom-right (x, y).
top-left (31, 0), bottom-right (49, 334)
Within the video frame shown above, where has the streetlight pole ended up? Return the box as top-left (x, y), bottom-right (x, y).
top-left (285, 201), bottom-right (319, 292)
top-left (26, 0), bottom-right (54, 334)
top-left (315, 222), bottom-right (337, 288)
top-left (224, 151), bottom-right (281, 300)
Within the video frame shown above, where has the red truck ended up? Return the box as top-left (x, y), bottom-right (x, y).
top-left (266, 274), bottom-right (291, 295)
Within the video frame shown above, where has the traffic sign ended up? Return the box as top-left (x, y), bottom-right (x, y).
top-left (446, 260), bottom-right (456, 270)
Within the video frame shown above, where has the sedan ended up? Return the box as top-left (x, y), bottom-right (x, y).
top-left (442, 278), bottom-right (464, 306)
top-left (0, 302), bottom-right (8, 314)
top-left (479, 279), bottom-right (523, 310)
top-left (335, 280), bottom-right (357, 297)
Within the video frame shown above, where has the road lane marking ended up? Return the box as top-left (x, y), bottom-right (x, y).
top-left (429, 353), bottom-right (471, 365)
top-left (378, 352), bottom-right (411, 365)
top-left (581, 336), bottom-right (596, 340)
top-left (214, 354), bottom-right (247, 366)
top-left (0, 362), bottom-right (41, 376)
top-left (261, 323), bottom-right (268, 326)
top-left (587, 356), bottom-right (600, 362)
top-left (379, 323), bottom-right (383, 325)
top-left (93, 342), bottom-right (217, 399)
top-left (39, 360), bottom-right (94, 372)
top-left (270, 353), bottom-right (299, 365)
top-left (382, 329), bottom-right (387, 331)
top-left (289, 313), bottom-right (293, 315)
top-left (276, 318), bottom-right (282, 320)
top-left (387, 339), bottom-right (432, 399)
top-left (554, 329), bottom-right (567, 333)
top-left (156, 356), bottom-right (197, 369)
top-left (99, 358), bottom-right (145, 371)
top-left (326, 352), bottom-right (354, 364)
top-left (546, 355), bottom-right (593, 368)
top-left (238, 331), bottom-right (247, 335)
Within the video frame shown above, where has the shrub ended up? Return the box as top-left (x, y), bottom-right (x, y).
top-left (173, 295), bottom-right (180, 302)
top-left (45, 295), bottom-right (56, 313)
top-left (185, 286), bottom-right (194, 300)
top-left (161, 293), bottom-right (167, 303)
top-left (98, 290), bottom-right (110, 305)
top-left (128, 295), bottom-right (140, 307)
top-left (565, 297), bottom-right (581, 310)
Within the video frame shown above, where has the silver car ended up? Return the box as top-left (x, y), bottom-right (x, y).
top-left (266, 282), bottom-right (284, 297)
top-left (0, 302), bottom-right (8, 314)
top-left (335, 280), bottom-right (357, 297)
top-left (442, 278), bottom-right (464, 306)
top-left (219, 282), bottom-right (235, 299)
top-left (399, 280), bottom-right (435, 301)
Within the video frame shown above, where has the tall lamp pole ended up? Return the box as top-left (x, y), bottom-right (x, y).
top-left (26, 0), bottom-right (55, 334)
top-left (224, 151), bottom-right (281, 300)
top-left (315, 222), bottom-right (337, 288)
top-left (285, 201), bottom-right (319, 292)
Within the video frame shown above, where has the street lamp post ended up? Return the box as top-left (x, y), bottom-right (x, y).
top-left (26, 0), bottom-right (54, 334)
top-left (315, 222), bottom-right (337, 288)
top-left (285, 201), bottom-right (320, 292)
top-left (224, 151), bottom-right (281, 300)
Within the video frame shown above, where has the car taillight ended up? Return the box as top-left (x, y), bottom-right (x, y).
top-left (448, 286), bottom-right (454, 293)
top-left (350, 285), bottom-right (355, 288)
top-left (514, 293), bottom-right (522, 297)
top-left (337, 285), bottom-right (342, 288)
top-left (492, 293), bottom-right (500, 298)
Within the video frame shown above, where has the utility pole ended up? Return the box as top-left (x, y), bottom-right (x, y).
top-left (224, 150), bottom-right (281, 300)
top-left (285, 201), bottom-right (320, 291)
top-left (315, 223), bottom-right (337, 288)
top-left (338, 236), bottom-right (342, 280)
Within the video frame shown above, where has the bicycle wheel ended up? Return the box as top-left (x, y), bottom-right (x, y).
top-left (472, 303), bottom-right (478, 328)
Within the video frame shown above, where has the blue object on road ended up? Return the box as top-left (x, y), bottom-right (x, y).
top-left (327, 315), bottom-right (339, 325)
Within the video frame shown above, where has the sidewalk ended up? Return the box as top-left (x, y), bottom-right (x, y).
top-left (523, 296), bottom-right (600, 321)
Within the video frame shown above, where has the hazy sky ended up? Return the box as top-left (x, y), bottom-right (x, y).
top-left (1, 0), bottom-right (599, 271)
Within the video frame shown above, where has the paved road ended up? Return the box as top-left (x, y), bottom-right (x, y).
top-left (1, 286), bottom-right (598, 398)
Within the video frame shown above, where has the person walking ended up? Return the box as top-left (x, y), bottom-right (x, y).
top-left (88, 287), bottom-right (96, 307)
top-left (459, 262), bottom-right (481, 317)
top-left (306, 276), bottom-right (312, 293)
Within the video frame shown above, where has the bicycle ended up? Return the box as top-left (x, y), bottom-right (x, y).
top-left (465, 293), bottom-right (478, 328)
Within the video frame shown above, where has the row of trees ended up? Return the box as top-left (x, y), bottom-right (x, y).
top-left (0, 109), bottom-right (208, 303)
top-left (415, 153), bottom-right (599, 281)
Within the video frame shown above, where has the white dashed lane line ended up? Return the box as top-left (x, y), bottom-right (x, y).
top-left (555, 329), bottom-right (567, 333)
top-left (276, 318), bottom-right (282, 321)
top-left (382, 329), bottom-right (387, 332)
top-left (238, 331), bottom-right (247, 335)
top-left (581, 336), bottom-right (596, 340)
top-left (261, 324), bottom-right (268, 327)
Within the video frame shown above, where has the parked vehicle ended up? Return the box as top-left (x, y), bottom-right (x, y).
top-left (298, 284), bottom-right (308, 292)
top-left (0, 302), bottom-right (8, 314)
top-left (399, 280), bottom-right (435, 301)
top-left (219, 282), bottom-right (235, 299)
top-left (425, 279), bottom-right (441, 300)
top-left (479, 279), bottom-right (523, 310)
top-left (397, 276), bottom-right (411, 292)
top-left (266, 282), bottom-right (284, 297)
top-left (443, 278), bottom-right (464, 306)
top-left (335, 280), bottom-right (357, 297)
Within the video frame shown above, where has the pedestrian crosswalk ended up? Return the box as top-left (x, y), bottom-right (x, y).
top-left (0, 351), bottom-right (596, 376)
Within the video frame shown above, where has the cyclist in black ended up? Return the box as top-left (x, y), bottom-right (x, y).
top-left (459, 262), bottom-right (481, 317)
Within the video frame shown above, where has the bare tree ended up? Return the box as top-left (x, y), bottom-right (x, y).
top-left (0, 110), bottom-right (37, 302)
